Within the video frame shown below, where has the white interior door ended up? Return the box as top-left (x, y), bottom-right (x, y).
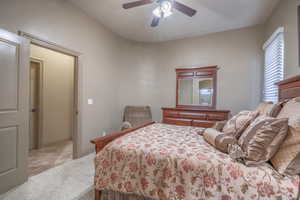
top-left (0, 29), bottom-right (30, 193)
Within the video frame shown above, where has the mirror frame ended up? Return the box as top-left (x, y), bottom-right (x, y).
top-left (176, 66), bottom-right (218, 109)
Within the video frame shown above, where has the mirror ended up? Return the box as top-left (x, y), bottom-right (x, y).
top-left (176, 66), bottom-right (218, 109)
top-left (178, 78), bottom-right (213, 106)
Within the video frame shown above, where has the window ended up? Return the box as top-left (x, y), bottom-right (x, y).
top-left (263, 27), bottom-right (284, 103)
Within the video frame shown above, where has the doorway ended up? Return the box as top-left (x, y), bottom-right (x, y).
top-left (28, 45), bottom-right (76, 176)
top-left (29, 59), bottom-right (42, 150)
top-left (19, 31), bottom-right (82, 161)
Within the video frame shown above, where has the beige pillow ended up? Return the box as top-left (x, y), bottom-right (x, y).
top-left (211, 121), bottom-right (227, 132)
top-left (256, 102), bottom-right (282, 117)
top-left (294, 96), bottom-right (300, 102)
top-left (228, 144), bottom-right (246, 161)
top-left (203, 128), bottom-right (237, 153)
top-left (238, 116), bottom-right (288, 166)
top-left (271, 98), bottom-right (300, 175)
top-left (222, 111), bottom-right (259, 139)
top-left (198, 121), bottom-right (227, 136)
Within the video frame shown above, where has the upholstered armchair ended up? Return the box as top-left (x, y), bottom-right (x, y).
top-left (121, 106), bottom-right (152, 130)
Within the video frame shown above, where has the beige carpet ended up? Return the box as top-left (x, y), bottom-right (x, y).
top-left (0, 153), bottom-right (95, 200)
top-left (28, 140), bottom-right (73, 176)
top-left (79, 190), bottom-right (94, 200)
top-left (0, 149), bottom-right (149, 200)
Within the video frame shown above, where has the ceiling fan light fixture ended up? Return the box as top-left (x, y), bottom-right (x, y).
top-left (153, 0), bottom-right (173, 18)
top-left (122, 0), bottom-right (197, 27)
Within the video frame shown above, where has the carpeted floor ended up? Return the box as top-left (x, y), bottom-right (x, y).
top-left (28, 140), bottom-right (73, 176)
top-left (79, 190), bottom-right (94, 200)
top-left (0, 153), bottom-right (95, 200)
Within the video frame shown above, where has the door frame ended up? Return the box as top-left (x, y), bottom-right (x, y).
top-left (19, 31), bottom-right (83, 159)
top-left (29, 58), bottom-right (44, 149)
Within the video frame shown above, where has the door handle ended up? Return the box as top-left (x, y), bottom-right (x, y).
top-left (31, 108), bottom-right (37, 112)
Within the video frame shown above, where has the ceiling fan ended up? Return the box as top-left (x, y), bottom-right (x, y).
top-left (122, 0), bottom-right (197, 27)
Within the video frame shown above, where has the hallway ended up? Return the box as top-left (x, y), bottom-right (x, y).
top-left (28, 141), bottom-right (73, 176)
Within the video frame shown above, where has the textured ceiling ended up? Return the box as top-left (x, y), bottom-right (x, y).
top-left (68, 0), bottom-right (280, 42)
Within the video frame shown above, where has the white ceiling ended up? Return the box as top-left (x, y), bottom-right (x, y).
top-left (68, 0), bottom-right (280, 42)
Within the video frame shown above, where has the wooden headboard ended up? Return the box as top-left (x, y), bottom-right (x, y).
top-left (276, 75), bottom-right (300, 101)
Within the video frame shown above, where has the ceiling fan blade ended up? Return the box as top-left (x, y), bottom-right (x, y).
top-left (151, 17), bottom-right (160, 27)
top-left (123, 0), bottom-right (153, 9)
top-left (173, 1), bottom-right (197, 17)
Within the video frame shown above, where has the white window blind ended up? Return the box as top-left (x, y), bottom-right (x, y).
top-left (263, 27), bottom-right (284, 103)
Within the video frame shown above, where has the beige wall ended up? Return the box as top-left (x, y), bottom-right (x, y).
top-left (31, 44), bottom-right (74, 146)
top-left (0, 0), bottom-right (267, 154)
top-left (118, 25), bottom-right (264, 119)
top-left (117, 42), bottom-right (161, 123)
top-left (265, 0), bottom-right (300, 78)
top-left (0, 0), bottom-right (128, 155)
top-left (158, 26), bottom-right (264, 116)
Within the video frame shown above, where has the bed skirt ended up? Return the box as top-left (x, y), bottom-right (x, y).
top-left (100, 190), bottom-right (153, 200)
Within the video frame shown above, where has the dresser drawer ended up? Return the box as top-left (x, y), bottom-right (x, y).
top-left (163, 110), bottom-right (179, 118)
top-left (207, 113), bottom-right (226, 121)
top-left (178, 112), bottom-right (207, 120)
top-left (162, 108), bottom-right (230, 128)
top-left (192, 120), bottom-right (215, 128)
top-left (163, 118), bottom-right (192, 126)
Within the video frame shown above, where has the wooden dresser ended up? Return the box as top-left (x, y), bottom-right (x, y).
top-left (163, 66), bottom-right (230, 128)
top-left (162, 107), bottom-right (230, 128)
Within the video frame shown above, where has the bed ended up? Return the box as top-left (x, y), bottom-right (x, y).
top-left (91, 75), bottom-right (300, 200)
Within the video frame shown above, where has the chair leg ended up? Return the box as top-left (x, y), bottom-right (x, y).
top-left (95, 189), bottom-right (101, 200)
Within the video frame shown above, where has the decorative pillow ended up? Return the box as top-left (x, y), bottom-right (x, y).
top-left (203, 128), bottom-right (237, 153)
top-left (238, 116), bottom-right (288, 166)
top-left (295, 97), bottom-right (300, 102)
top-left (256, 102), bottom-right (282, 117)
top-left (211, 121), bottom-right (227, 132)
top-left (228, 144), bottom-right (246, 162)
top-left (197, 128), bottom-right (205, 136)
top-left (222, 111), bottom-right (259, 139)
top-left (271, 98), bottom-right (300, 175)
top-left (198, 121), bottom-right (227, 136)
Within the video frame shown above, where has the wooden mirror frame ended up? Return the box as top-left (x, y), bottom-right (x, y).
top-left (176, 66), bottom-right (218, 109)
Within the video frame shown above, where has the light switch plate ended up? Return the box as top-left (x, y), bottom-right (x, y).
top-left (88, 99), bottom-right (93, 105)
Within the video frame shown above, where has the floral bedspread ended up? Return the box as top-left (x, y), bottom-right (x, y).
top-left (95, 123), bottom-right (299, 200)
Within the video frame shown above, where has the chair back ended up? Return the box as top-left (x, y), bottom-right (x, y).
top-left (123, 106), bottom-right (152, 128)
